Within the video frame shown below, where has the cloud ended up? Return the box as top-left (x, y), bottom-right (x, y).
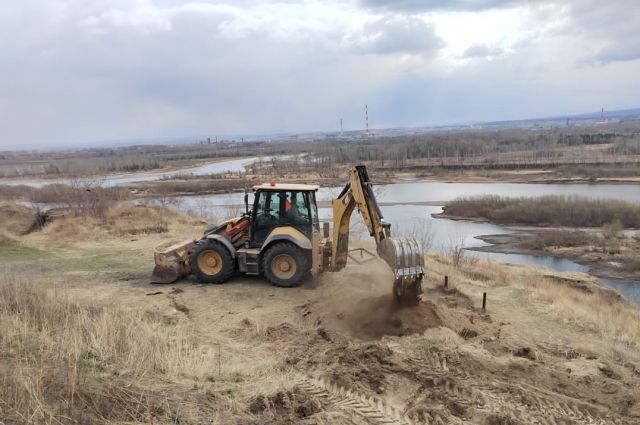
top-left (347, 16), bottom-right (443, 55)
top-left (591, 43), bottom-right (640, 64)
top-left (558, 0), bottom-right (640, 64)
top-left (0, 0), bottom-right (639, 148)
top-left (0, 0), bottom-right (402, 147)
top-left (360, 0), bottom-right (522, 13)
top-left (462, 43), bottom-right (504, 58)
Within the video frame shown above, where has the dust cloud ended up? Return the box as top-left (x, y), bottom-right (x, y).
top-left (300, 260), bottom-right (441, 340)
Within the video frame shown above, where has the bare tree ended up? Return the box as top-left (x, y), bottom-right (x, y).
top-left (407, 218), bottom-right (434, 252)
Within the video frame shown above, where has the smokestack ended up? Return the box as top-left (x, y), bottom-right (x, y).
top-left (365, 104), bottom-right (369, 137)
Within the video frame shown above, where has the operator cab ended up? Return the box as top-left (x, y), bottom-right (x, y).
top-left (249, 183), bottom-right (320, 247)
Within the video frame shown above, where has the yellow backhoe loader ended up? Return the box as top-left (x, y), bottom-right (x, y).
top-left (151, 165), bottom-right (424, 305)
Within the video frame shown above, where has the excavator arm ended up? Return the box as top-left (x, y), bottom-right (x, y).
top-left (330, 165), bottom-right (425, 305)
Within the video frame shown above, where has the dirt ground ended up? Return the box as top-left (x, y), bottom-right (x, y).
top-left (2, 204), bottom-right (640, 424)
top-left (129, 265), bottom-right (639, 424)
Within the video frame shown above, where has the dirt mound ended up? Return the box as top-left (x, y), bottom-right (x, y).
top-left (0, 202), bottom-right (36, 235)
top-left (248, 389), bottom-right (321, 421)
top-left (105, 203), bottom-right (170, 235)
top-left (325, 343), bottom-right (396, 394)
top-left (281, 327), bottom-right (398, 395)
top-left (40, 216), bottom-right (105, 242)
top-left (299, 294), bottom-right (443, 340)
top-left (33, 203), bottom-right (181, 242)
top-left (300, 292), bottom-right (495, 342)
top-left (485, 414), bottom-right (523, 425)
top-left (298, 259), bottom-right (496, 341)
top-left (264, 322), bottom-right (303, 340)
top-left (435, 304), bottom-right (496, 338)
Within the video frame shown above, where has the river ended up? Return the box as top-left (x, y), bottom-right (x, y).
top-left (0, 156), bottom-right (264, 188)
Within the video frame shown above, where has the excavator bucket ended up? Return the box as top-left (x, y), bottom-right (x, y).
top-left (377, 237), bottom-right (425, 306)
top-left (151, 240), bottom-right (195, 283)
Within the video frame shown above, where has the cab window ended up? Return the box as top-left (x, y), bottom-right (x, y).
top-left (283, 191), bottom-right (310, 224)
top-left (255, 191), bottom-right (281, 228)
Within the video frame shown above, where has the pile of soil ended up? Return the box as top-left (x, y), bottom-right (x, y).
top-left (299, 289), bottom-right (495, 342)
top-left (302, 295), bottom-right (443, 340)
top-left (248, 390), bottom-right (321, 420)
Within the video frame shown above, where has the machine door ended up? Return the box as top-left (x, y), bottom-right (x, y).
top-left (251, 190), bottom-right (313, 247)
top-left (251, 190), bottom-right (281, 247)
top-left (283, 191), bottom-right (313, 237)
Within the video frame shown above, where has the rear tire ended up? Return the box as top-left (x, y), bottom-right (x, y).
top-left (189, 239), bottom-right (234, 284)
top-left (262, 242), bottom-right (308, 288)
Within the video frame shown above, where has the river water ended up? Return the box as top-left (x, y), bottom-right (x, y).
top-left (0, 156), bottom-right (264, 188)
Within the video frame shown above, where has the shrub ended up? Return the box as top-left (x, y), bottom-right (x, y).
top-left (602, 219), bottom-right (623, 239)
top-left (522, 230), bottom-right (595, 250)
top-left (442, 195), bottom-right (640, 228)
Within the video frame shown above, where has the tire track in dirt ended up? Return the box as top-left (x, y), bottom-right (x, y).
top-left (405, 350), bottom-right (625, 425)
top-left (297, 377), bottom-right (460, 425)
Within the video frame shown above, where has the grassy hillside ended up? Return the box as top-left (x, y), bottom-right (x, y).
top-left (1, 201), bottom-right (640, 423)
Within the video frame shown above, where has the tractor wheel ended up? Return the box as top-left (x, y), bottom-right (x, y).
top-left (189, 239), bottom-right (234, 284)
top-left (262, 242), bottom-right (308, 288)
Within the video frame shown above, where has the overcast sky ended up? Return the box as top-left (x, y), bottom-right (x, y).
top-left (1, 0), bottom-right (639, 148)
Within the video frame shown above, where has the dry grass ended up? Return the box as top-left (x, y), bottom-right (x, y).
top-left (521, 275), bottom-right (637, 342)
top-left (104, 203), bottom-right (169, 236)
top-left (429, 252), bottom-right (640, 367)
top-left (0, 182), bottom-right (131, 218)
top-left (0, 273), bottom-right (227, 424)
top-left (39, 216), bottom-right (105, 242)
top-left (519, 229), bottom-right (596, 250)
top-left (1, 200), bottom-right (193, 246)
top-left (512, 228), bottom-right (640, 276)
top-left (147, 177), bottom-right (248, 196)
top-left (33, 203), bottom-right (176, 243)
top-left (554, 229), bottom-right (597, 247)
top-left (0, 201), bottom-right (37, 235)
top-left (0, 201), bottom-right (294, 423)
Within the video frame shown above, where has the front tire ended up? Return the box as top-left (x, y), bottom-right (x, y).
top-left (189, 239), bottom-right (234, 284)
top-left (262, 242), bottom-right (308, 288)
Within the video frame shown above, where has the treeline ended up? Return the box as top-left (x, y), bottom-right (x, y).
top-left (3, 121), bottom-right (640, 178)
top-left (286, 131), bottom-right (640, 168)
top-left (442, 195), bottom-right (640, 228)
top-left (0, 143), bottom-right (268, 178)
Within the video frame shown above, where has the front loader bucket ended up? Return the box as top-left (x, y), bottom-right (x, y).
top-left (151, 240), bottom-right (195, 284)
top-left (377, 237), bottom-right (425, 306)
